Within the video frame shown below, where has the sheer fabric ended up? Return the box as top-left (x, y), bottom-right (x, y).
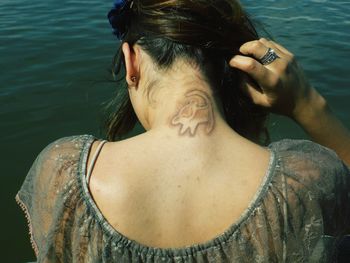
top-left (15, 134), bottom-right (350, 262)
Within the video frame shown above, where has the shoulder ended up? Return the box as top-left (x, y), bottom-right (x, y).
top-left (16, 134), bottom-right (98, 257)
top-left (34, 134), bottom-right (96, 168)
top-left (269, 139), bottom-right (343, 167)
top-left (269, 139), bottom-right (349, 195)
top-left (39, 134), bottom-right (92, 158)
top-left (269, 138), bottom-right (334, 154)
top-left (19, 134), bottom-right (96, 193)
top-left (269, 140), bottom-right (350, 237)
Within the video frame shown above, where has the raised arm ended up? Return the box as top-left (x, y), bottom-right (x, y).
top-left (229, 38), bottom-right (350, 166)
top-left (292, 88), bottom-right (350, 166)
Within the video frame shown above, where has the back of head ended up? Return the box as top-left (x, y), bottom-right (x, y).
top-left (105, 0), bottom-right (269, 144)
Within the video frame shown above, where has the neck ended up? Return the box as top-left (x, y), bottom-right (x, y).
top-left (145, 75), bottom-right (233, 140)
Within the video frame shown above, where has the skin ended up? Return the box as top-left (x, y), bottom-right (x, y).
top-left (230, 38), bottom-right (350, 166)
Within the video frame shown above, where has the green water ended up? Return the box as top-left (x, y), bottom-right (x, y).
top-left (1, 0), bottom-right (349, 261)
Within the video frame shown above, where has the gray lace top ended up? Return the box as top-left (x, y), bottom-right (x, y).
top-left (15, 134), bottom-right (350, 262)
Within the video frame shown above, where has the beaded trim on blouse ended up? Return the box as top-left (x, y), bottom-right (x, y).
top-left (77, 134), bottom-right (278, 258)
top-left (15, 193), bottom-right (39, 257)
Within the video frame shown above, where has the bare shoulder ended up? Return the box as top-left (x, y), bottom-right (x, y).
top-left (87, 133), bottom-right (153, 190)
top-left (88, 134), bottom-right (149, 166)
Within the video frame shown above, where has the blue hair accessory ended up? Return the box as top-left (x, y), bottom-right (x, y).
top-left (108, 0), bottom-right (133, 40)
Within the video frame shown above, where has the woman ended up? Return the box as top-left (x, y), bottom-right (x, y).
top-left (16, 0), bottom-right (350, 262)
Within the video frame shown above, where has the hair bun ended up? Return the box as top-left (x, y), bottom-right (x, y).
top-left (107, 0), bottom-right (133, 40)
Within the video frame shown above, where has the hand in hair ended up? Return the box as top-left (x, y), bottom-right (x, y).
top-left (230, 38), bottom-right (350, 166)
top-left (229, 38), bottom-right (311, 118)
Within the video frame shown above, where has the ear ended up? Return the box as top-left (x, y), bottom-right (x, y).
top-left (122, 42), bottom-right (140, 87)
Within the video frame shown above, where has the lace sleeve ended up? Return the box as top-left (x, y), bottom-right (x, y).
top-left (319, 155), bottom-right (350, 236)
top-left (276, 139), bottom-right (350, 237)
top-left (15, 135), bottom-right (85, 258)
top-left (306, 143), bottom-right (350, 237)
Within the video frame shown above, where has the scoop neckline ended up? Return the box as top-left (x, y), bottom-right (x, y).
top-left (77, 134), bottom-right (278, 258)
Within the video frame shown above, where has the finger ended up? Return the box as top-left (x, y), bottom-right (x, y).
top-left (258, 37), bottom-right (272, 47)
top-left (239, 40), bottom-right (286, 68)
top-left (239, 40), bottom-right (270, 61)
top-left (259, 38), bottom-right (291, 58)
top-left (259, 38), bottom-right (280, 53)
top-left (229, 55), bottom-right (272, 86)
top-left (270, 41), bottom-right (293, 57)
top-left (259, 38), bottom-right (288, 59)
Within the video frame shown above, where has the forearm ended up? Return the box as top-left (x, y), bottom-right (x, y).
top-left (292, 88), bottom-right (350, 166)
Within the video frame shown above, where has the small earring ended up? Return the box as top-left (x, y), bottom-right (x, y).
top-left (131, 76), bottom-right (137, 83)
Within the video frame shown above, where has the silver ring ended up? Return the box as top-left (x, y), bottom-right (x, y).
top-left (259, 48), bottom-right (280, 65)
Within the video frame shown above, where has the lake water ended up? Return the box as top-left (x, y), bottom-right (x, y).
top-left (1, 0), bottom-right (349, 262)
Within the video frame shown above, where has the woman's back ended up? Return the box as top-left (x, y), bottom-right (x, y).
top-left (87, 130), bottom-right (271, 248)
top-left (16, 134), bottom-right (350, 262)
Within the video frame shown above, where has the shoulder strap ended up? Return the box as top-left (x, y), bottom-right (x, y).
top-left (86, 140), bottom-right (108, 185)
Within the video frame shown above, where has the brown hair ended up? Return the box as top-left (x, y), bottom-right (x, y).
top-left (103, 0), bottom-right (270, 144)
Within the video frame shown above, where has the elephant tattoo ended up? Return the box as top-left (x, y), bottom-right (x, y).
top-left (171, 89), bottom-right (215, 136)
